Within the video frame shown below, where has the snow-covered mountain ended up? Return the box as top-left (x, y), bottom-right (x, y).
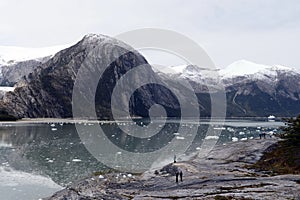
top-left (154, 60), bottom-right (300, 117)
top-left (219, 60), bottom-right (299, 86)
top-left (220, 60), bottom-right (297, 78)
top-left (152, 64), bottom-right (222, 93)
top-left (0, 44), bottom-right (71, 86)
top-left (154, 60), bottom-right (299, 85)
top-left (153, 64), bottom-right (215, 82)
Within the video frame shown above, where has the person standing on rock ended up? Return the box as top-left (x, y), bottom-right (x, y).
top-left (179, 170), bottom-right (183, 182)
top-left (175, 171), bottom-right (179, 183)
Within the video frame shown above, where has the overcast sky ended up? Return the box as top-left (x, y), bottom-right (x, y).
top-left (0, 0), bottom-right (300, 68)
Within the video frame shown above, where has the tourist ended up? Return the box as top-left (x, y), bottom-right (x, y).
top-left (180, 170), bottom-right (183, 182)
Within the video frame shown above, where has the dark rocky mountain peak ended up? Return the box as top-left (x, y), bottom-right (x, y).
top-left (0, 34), bottom-right (180, 119)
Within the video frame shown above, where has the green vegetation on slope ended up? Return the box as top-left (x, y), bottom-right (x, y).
top-left (253, 115), bottom-right (300, 174)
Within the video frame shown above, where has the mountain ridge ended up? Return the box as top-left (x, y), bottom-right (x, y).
top-left (154, 60), bottom-right (300, 117)
top-left (154, 60), bottom-right (299, 82)
top-left (0, 34), bottom-right (299, 118)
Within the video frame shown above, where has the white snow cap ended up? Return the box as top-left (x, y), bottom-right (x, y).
top-left (154, 60), bottom-right (298, 81)
top-left (152, 64), bottom-right (213, 75)
top-left (83, 33), bottom-right (111, 41)
top-left (220, 60), bottom-right (296, 78)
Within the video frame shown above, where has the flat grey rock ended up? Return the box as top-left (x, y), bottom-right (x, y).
top-left (46, 138), bottom-right (300, 200)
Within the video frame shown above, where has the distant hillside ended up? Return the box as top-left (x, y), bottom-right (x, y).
top-left (156, 60), bottom-right (300, 117)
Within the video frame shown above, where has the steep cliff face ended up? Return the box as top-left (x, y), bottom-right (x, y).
top-left (0, 34), bottom-right (180, 119)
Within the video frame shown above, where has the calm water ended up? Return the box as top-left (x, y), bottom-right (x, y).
top-left (0, 119), bottom-right (283, 199)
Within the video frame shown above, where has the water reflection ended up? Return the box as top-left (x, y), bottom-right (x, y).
top-left (0, 123), bottom-right (104, 186)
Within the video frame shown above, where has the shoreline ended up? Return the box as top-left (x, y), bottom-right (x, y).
top-left (46, 138), bottom-right (300, 200)
top-left (0, 117), bottom-right (284, 125)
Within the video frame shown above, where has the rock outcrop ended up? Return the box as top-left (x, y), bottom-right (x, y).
top-left (46, 138), bottom-right (300, 200)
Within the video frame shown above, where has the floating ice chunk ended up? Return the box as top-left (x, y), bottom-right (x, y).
top-left (116, 152), bottom-right (122, 155)
top-left (0, 141), bottom-right (12, 148)
top-left (122, 174), bottom-right (127, 178)
top-left (72, 159), bottom-right (82, 162)
top-left (51, 128), bottom-right (57, 131)
top-left (249, 137), bottom-right (254, 139)
top-left (47, 160), bottom-right (54, 163)
top-left (268, 115), bottom-right (276, 120)
top-left (227, 127), bottom-right (235, 132)
top-left (213, 127), bottom-right (226, 130)
top-left (173, 132), bottom-right (180, 136)
top-left (205, 136), bottom-right (219, 140)
top-left (50, 124), bottom-right (55, 127)
top-left (2, 162), bottom-right (9, 166)
top-left (232, 137), bottom-right (238, 142)
top-left (127, 174), bottom-right (132, 178)
top-left (98, 175), bottom-right (104, 179)
top-left (175, 136), bottom-right (185, 140)
top-left (196, 147), bottom-right (201, 150)
top-left (240, 137), bottom-right (247, 141)
top-left (239, 132), bottom-right (245, 135)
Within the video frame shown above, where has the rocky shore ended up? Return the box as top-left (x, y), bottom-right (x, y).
top-left (46, 138), bottom-right (300, 200)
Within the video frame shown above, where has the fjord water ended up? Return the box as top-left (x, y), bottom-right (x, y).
top-left (0, 119), bottom-right (283, 199)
